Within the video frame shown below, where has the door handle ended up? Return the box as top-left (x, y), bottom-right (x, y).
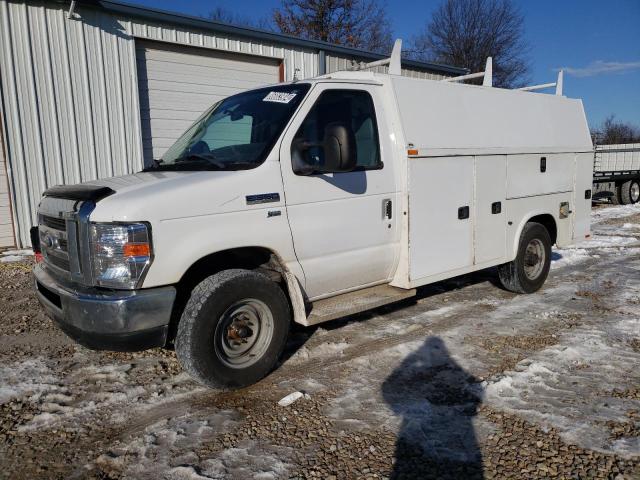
top-left (491, 201), bottom-right (502, 214)
top-left (383, 199), bottom-right (392, 220)
top-left (458, 206), bottom-right (469, 220)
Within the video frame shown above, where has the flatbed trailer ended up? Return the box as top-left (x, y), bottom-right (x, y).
top-left (593, 143), bottom-right (640, 204)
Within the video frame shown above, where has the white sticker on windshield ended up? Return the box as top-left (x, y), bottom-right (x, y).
top-left (263, 91), bottom-right (297, 103)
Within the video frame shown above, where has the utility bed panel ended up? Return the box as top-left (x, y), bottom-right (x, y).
top-left (408, 156), bottom-right (474, 281)
top-left (506, 153), bottom-right (574, 199)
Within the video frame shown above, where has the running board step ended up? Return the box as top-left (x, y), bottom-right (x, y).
top-left (304, 284), bottom-right (416, 326)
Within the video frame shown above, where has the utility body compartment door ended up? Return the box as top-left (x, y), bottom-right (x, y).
top-left (475, 155), bottom-right (507, 264)
top-left (408, 156), bottom-right (474, 281)
top-left (507, 153), bottom-right (574, 198)
top-left (572, 152), bottom-right (594, 242)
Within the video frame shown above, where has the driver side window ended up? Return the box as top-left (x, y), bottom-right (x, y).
top-left (293, 90), bottom-right (382, 173)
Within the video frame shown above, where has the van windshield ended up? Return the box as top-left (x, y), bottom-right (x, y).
top-left (146, 84), bottom-right (311, 171)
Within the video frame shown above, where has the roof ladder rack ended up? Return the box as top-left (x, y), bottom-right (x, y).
top-left (442, 57), bottom-right (492, 87)
top-left (517, 70), bottom-right (564, 96)
top-left (351, 39), bottom-right (403, 75)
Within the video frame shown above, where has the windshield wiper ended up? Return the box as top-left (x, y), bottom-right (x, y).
top-left (175, 153), bottom-right (227, 169)
top-left (142, 155), bottom-right (256, 172)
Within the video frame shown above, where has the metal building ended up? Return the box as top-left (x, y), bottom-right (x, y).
top-left (0, 0), bottom-right (464, 248)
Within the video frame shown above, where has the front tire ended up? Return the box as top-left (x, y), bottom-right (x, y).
top-left (175, 269), bottom-right (291, 389)
top-left (498, 222), bottom-right (552, 294)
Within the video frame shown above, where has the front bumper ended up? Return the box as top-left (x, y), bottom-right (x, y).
top-left (33, 263), bottom-right (176, 351)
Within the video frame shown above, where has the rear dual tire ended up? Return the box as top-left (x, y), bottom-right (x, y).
top-left (611, 180), bottom-right (640, 205)
top-left (175, 269), bottom-right (290, 389)
top-left (498, 222), bottom-right (552, 294)
top-left (620, 180), bottom-right (640, 205)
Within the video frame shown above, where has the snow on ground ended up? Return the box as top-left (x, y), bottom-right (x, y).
top-left (0, 249), bottom-right (33, 263)
top-left (287, 341), bottom-right (351, 365)
top-left (0, 352), bottom-right (206, 433)
top-left (485, 314), bottom-right (640, 458)
top-left (551, 206), bottom-right (640, 270)
top-left (0, 358), bottom-right (58, 404)
top-left (591, 204), bottom-right (640, 224)
top-left (95, 410), bottom-right (289, 480)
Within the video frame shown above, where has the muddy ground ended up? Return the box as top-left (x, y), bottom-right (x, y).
top-left (1, 203), bottom-right (639, 480)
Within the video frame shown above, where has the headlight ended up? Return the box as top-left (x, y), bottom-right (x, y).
top-left (90, 223), bottom-right (153, 289)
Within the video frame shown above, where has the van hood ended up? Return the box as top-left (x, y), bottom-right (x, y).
top-left (80, 165), bottom-right (283, 224)
top-left (84, 171), bottom-right (192, 194)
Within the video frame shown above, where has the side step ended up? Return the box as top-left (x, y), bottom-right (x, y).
top-left (303, 284), bottom-right (416, 326)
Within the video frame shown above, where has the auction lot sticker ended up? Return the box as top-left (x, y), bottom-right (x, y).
top-left (263, 92), bottom-right (297, 103)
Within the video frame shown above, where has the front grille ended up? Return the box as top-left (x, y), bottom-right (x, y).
top-left (47, 254), bottom-right (70, 271)
top-left (37, 195), bottom-right (94, 284)
top-left (39, 214), bottom-right (72, 273)
top-left (41, 215), bottom-right (66, 231)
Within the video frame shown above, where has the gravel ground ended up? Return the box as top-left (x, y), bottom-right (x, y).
top-left (1, 203), bottom-right (639, 479)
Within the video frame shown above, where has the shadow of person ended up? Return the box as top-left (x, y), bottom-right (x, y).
top-left (382, 337), bottom-right (484, 479)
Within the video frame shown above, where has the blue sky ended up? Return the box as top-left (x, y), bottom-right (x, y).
top-left (132, 0), bottom-right (640, 129)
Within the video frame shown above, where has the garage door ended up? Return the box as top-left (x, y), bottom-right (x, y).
top-left (0, 158), bottom-right (15, 248)
top-left (136, 41), bottom-right (282, 164)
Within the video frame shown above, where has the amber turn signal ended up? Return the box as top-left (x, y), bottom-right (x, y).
top-left (123, 243), bottom-right (151, 257)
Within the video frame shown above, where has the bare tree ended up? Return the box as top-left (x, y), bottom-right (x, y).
top-left (272, 0), bottom-right (393, 54)
top-left (409, 0), bottom-right (529, 88)
top-left (209, 7), bottom-right (272, 30)
top-left (592, 115), bottom-right (640, 145)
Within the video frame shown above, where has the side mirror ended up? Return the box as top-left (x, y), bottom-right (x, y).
top-left (322, 122), bottom-right (357, 173)
top-left (292, 122), bottom-right (357, 175)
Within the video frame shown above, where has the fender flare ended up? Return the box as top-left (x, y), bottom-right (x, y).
top-left (509, 212), bottom-right (557, 261)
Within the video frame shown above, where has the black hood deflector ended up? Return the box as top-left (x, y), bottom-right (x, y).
top-left (43, 184), bottom-right (115, 202)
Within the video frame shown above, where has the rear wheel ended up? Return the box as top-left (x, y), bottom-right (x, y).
top-left (610, 185), bottom-right (622, 205)
top-left (175, 269), bottom-right (290, 389)
top-left (498, 222), bottom-right (552, 294)
top-left (620, 180), bottom-right (640, 205)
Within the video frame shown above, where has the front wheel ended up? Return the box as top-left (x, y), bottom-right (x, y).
top-left (498, 222), bottom-right (552, 294)
top-left (175, 269), bottom-right (291, 389)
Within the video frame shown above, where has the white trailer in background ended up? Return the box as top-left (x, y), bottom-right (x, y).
top-left (32, 40), bottom-right (594, 389)
top-left (593, 144), bottom-right (640, 204)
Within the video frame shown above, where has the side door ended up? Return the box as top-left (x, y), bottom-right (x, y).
top-left (280, 84), bottom-right (399, 300)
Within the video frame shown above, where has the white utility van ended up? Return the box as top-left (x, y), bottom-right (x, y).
top-left (32, 42), bottom-right (593, 388)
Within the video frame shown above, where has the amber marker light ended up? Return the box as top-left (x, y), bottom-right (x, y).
top-left (123, 243), bottom-right (151, 257)
top-left (407, 149), bottom-right (419, 156)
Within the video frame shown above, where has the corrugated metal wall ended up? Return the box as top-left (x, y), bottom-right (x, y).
top-left (594, 143), bottom-right (640, 172)
top-left (0, 147), bottom-right (13, 247)
top-left (0, 0), bottom-right (319, 247)
top-left (326, 54), bottom-right (448, 80)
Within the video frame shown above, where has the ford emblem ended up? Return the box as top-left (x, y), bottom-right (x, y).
top-left (43, 234), bottom-right (54, 249)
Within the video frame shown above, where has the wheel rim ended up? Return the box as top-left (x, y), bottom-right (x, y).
top-left (631, 182), bottom-right (640, 203)
top-left (213, 298), bottom-right (274, 368)
top-left (523, 238), bottom-right (545, 280)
